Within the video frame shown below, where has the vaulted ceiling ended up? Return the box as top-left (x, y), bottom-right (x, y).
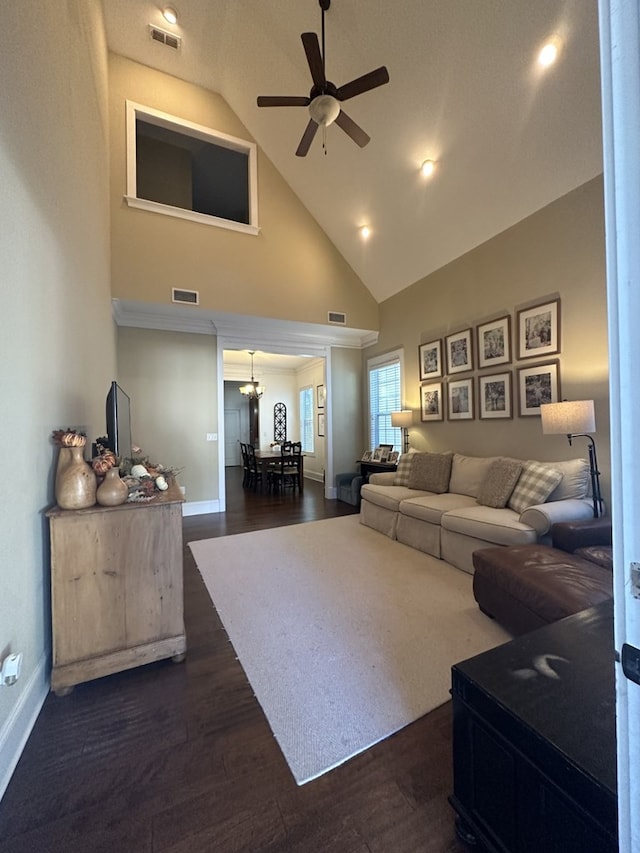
top-left (102, 0), bottom-right (603, 304)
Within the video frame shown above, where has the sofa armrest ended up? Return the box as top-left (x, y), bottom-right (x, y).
top-left (551, 517), bottom-right (613, 553)
top-left (368, 471), bottom-right (397, 485)
top-left (518, 498), bottom-right (594, 537)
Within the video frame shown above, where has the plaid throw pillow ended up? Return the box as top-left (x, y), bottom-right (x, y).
top-left (508, 461), bottom-right (564, 514)
top-left (394, 453), bottom-right (414, 486)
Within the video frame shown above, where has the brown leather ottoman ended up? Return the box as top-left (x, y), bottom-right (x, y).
top-left (472, 544), bottom-right (613, 636)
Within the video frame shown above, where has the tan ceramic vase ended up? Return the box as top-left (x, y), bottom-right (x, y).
top-left (96, 466), bottom-right (129, 507)
top-left (55, 446), bottom-right (97, 510)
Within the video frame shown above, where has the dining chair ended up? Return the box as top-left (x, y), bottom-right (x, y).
top-left (270, 441), bottom-right (302, 494)
top-left (245, 443), bottom-right (264, 491)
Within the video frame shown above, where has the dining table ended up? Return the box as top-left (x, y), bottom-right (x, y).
top-left (254, 449), bottom-right (304, 492)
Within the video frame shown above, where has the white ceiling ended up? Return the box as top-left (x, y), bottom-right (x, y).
top-left (102, 0), bottom-right (603, 304)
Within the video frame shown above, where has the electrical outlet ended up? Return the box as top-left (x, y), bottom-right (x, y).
top-left (1, 652), bottom-right (22, 686)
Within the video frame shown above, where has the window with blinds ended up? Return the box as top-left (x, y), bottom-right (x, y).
top-left (368, 353), bottom-right (402, 452)
top-left (299, 386), bottom-right (314, 453)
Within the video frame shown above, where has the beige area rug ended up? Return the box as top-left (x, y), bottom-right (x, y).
top-left (189, 515), bottom-right (510, 785)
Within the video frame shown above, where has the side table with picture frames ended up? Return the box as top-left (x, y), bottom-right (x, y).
top-left (358, 445), bottom-right (399, 484)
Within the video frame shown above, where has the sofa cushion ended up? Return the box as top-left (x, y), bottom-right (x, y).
top-left (448, 454), bottom-right (497, 498)
top-left (508, 461), bottom-right (563, 514)
top-left (547, 458), bottom-right (590, 501)
top-left (400, 493), bottom-right (477, 525)
top-left (408, 451), bottom-right (453, 493)
top-left (361, 483), bottom-right (431, 512)
top-left (441, 505), bottom-right (538, 547)
top-left (477, 458), bottom-right (523, 508)
top-left (394, 452), bottom-right (415, 486)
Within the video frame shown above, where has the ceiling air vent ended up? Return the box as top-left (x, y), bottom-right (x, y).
top-left (172, 288), bottom-right (199, 305)
top-left (328, 311), bottom-right (346, 325)
top-left (149, 25), bottom-right (181, 50)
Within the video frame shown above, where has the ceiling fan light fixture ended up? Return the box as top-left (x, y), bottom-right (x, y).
top-left (309, 94), bottom-right (341, 127)
top-left (162, 6), bottom-right (178, 25)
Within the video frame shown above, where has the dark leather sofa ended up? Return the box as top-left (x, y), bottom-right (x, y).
top-left (472, 517), bottom-right (613, 636)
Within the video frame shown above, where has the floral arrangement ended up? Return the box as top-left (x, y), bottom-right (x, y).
top-left (51, 428), bottom-right (87, 447)
top-left (95, 441), bottom-right (181, 502)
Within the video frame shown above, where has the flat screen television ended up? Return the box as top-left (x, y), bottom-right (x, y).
top-left (106, 381), bottom-right (133, 461)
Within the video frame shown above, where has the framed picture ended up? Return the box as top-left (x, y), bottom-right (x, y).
top-left (361, 450), bottom-right (372, 462)
top-left (388, 451), bottom-right (399, 464)
top-left (447, 378), bottom-right (474, 420)
top-left (517, 299), bottom-right (560, 360)
top-left (518, 360), bottom-right (560, 416)
top-left (316, 384), bottom-right (326, 409)
top-left (372, 447), bottom-right (383, 462)
top-left (317, 412), bottom-right (325, 436)
top-left (478, 371), bottom-right (513, 419)
top-left (418, 338), bottom-right (443, 380)
top-left (476, 315), bottom-right (511, 368)
top-left (420, 382), bottom-right (443, 421)
top-left (446, 328), bottom-right (474, 374)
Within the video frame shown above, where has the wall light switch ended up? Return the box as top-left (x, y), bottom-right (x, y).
top-left (206, 433), bottom-right (218, 442)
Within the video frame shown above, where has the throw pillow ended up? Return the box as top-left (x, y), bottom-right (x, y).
top-left (407, 451), bottom-right (453, 493)
top-left (477, 458), bottom-right (523, 508)
top-left (394, 453), bottom-right (415, 486)
top-left (547, 458), bottom-right (590, 501)
top-left (508, 461), bottom-right (564, 514)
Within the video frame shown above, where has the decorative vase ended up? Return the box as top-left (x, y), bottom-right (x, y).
top-left (55, 445), bottom-right (97, 510)
top-left (96, 466), bottom-right (129, 507)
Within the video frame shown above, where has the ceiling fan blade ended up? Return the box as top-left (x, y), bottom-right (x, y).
top-left (335, 110), bottom-right (370, 148)
top-left (257, 96), bottom-right (310, 108)
top-left (296, 119), bottom-right (319, 157)
top-left (301, 32), bottom-right (325, 87)
top-left (336, 66), bottom-right (390, 101)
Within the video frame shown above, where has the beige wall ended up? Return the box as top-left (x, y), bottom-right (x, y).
top-left (0, 0), bottom-right (115, 784)
top-left (367, 177), bottom-right (610, 503)
top-left (331, 348), bottom-right (366, 483)
top-left (108, 54), bottom-right (378, 331)
top-left (117, 328), bottom-right (218, 505)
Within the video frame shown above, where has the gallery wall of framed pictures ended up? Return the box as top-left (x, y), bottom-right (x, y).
top-left (418, 297), bottom-right (562, 422)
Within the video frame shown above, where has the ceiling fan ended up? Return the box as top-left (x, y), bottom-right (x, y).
top-left (256, 0), bottom-right (390, 157)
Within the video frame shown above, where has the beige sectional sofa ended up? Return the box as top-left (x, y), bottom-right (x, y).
top-left (360, 451), bottom-right (595, 574)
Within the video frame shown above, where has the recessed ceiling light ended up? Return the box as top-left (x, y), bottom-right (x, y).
top-left (162, 6), bottom-right (178, 25)
top-left (360, 225), bottom-right (371, 240)
top-left (538, 36), bottom-right (562, 68)
top-left (421, 159), bottom-right (436, 178)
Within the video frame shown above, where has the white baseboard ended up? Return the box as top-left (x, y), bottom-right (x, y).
top-left (0, 653), bottom-right (49, 802)
top-left (182, 499), bottom-right (221, 516)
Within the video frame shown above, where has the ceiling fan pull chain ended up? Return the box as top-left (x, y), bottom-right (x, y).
top-left (322, 124), bottom-right (328, 155)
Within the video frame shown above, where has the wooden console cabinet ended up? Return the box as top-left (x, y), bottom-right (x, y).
top-left (450, 601), bottom-right (617, 852)
top-left (46, 482), bottom-right (186, 695)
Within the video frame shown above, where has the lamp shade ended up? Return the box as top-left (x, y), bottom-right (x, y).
top-left (391, 410), bottom-right (413, 428)
top-left (540, 400), bottom-right (596, 435)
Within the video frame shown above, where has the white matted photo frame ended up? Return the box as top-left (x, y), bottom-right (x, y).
top-left (476, 315), bottom-right (511, 369)
top-left (361, 450), bottom-right (372, 462)
top-left (447, 378), bottom-right (474, 420)
top-left (517, 298), bottom-right (560, 360)
top-left (420, 382), bottom-right (443, 421)
top-left (518, 360), bottom-right (561, 416)
top-left (478, 371), bottom-right (513, 419)
top-left (418, 338), bottom-right (442, 380)
top-left (446, 328), bottom-right (474, 374)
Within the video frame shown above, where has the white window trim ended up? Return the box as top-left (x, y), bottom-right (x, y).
top-left (366, 347), bottom-right (405, 449)
top-left (124, 100), bottom-right (260, 236)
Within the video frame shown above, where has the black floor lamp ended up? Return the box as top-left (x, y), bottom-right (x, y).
top-left (540, 400), bottom-right (604, 518)
top-left (391, 410), bottom-right (413, 455)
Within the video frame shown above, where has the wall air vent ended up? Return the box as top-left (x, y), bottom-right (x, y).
top-left (148, 25), bottom-right (181, 50)
top-left (172, 288), bottom-right (199, 305)
top-left (327, 311), bottom-right (347, 325)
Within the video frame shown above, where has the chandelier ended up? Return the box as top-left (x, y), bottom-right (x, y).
top-left (239, 351), bottom-right (265, 399)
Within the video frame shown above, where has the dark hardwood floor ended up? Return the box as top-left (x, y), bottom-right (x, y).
top-left (0, 469), bottom-right (468, 853)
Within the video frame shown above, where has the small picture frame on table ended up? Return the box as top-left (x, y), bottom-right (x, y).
top-left (476, 315), bottom-right (511, 368)
top-left (518, 360), bottom-right (560, 416)
top-left (388, 451), bottom-right (399, 464)
top-left (478, 371), bottom-right (513, 419)
top-left (446, 328), bottom-right (474, 374)
top-left (517, 299), bottom-right (560, 360)
top-left (419, 339), bottom-right (443, 380)
top-left (361, 450), bottom-right (372, 462)
top-left (420, 382), bottom-right (443, 421)
top-left (447, 378), bottom-right (474, 420)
